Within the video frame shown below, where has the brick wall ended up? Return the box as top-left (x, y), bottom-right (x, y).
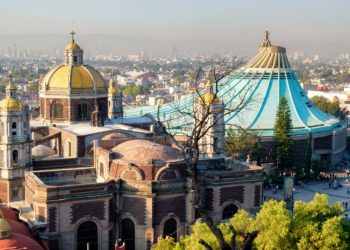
top-left (0, 181), bottom-right (8, 203)
top-left (121, 196), bottom-right (146, 225)
top-left (71, 201), bottom-right (105, 224)
top-left (153, 196), bottom-right (186, 225)
top-left (219, 186), bottom-right (244, 205)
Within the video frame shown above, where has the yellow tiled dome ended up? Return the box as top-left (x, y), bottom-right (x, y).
top-left (65, 42), bottom-right (81, 51)
top-left (0, 98), bottom-right (22, 112)
top-left (41, 65), bottom-right (106, 91)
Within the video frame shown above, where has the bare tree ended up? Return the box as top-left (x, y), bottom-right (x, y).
top-left (156, 59), bottom-right (258, 250)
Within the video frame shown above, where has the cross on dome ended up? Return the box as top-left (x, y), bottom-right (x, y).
top-left (70, 30), bottom-right (76, 43)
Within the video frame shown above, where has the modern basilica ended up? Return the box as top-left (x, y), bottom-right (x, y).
top-left (0, 34), bottom-right (263, 250)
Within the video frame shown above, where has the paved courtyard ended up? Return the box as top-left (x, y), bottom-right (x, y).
top-left (264, 178), bottom-right (350, 214)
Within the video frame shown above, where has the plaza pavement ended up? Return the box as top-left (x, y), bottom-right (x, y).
top-left (263, 178), bottom-right (350, 213)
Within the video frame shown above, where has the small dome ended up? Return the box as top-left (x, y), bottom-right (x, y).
top-left (101, 132), bottom-right (131, 140)
top-left (32, 145), bottom-right (56, 158)
top-left (0, 98), bottom-right (22, 112)
top-left (0, 208), bottom-right (18, 221)
top-left (0, 233), bottom-right (44, 250)
top-left (65, 42), bottom-right (81, 51)
top-left (108, 79), bottom-right (119, 94)
top-left (6, 83), bottom-right (16, 90)
top-left (41, 65), bottom-right (106, 92)
top-left (200, 93), bottom-right (220, 104)
top-left (111, 139), bottom-right (183, 163)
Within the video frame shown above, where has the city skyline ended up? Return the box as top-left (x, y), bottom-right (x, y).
top-left (0, 0), bottom-right (349, 56)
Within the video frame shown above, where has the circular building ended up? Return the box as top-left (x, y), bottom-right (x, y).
top-left (219, 33), bottom-right (346, 164)
top-left (39, 32), bottom-right (108, 124)
top-left (124, 32), bottom-right (346, 165)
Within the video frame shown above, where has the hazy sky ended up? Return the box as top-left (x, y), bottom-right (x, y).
top-left (1, 0), bottom-right (349, 43)
top-left (0, 0), bottom-right (349, 56)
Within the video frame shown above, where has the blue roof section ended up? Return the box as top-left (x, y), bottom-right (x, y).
top-left (124, 44), bottom-right (344, 136)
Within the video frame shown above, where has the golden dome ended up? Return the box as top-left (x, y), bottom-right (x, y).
top-left (0, 98), bottom-right (22, 112)
top-left (198, 93), bottom-right (220, 105)
top-left (41, 65), bottom-right (106, 91)
top-left (65, 42), bottom-right (81, 51)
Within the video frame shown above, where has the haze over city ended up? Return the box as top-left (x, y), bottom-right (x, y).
top-left (1, 1), bottom-right (350, 250)
top-left (0, 0), bottom-right (349, 56)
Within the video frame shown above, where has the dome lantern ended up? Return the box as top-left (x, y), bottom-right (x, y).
top-left (0, 75), bottom-right (22, 112)
top-left (64, 30), bottom-right (83, 65)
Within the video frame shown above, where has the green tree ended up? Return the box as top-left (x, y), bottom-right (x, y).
top-left (152, 194), bottom-right (350, 250)
top-left (225, 129), bottom-right (260, 162)
top-left (273, 96), bottom-right (294, 176)
top-left (123, 86), bottom-right (134, 96)
top-left (311, 96), bottom-right (348, 120)
top-left (132, 86), bottom-right (142, 96)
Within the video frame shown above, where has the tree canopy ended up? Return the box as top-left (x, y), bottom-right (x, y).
top-left (311, 95), bottom-right (348, 120)
top-left (225, 129), bottom-right (261, 163)
top-left (152, 194), bottom-right (350, 250)
top-left (123, 85), bottom-right (142, 97)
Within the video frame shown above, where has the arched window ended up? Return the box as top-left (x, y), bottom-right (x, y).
top-left (121, 218), bottom-right (135, 250)
top-left (163, 218), bottom-right (177, 241)
top-left (77, 221), bottom-right (98, 250)
top-left (12, 150), bottom-right (18, 165)
top-left (222, 204), bottom-right (238, 220)
top-left (52, 103), bottom-right (63, 118)
top-left (12, 122), bottom-right (17, 129)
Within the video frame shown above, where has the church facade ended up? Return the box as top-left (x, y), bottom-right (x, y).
top-left (0, 34), bottom-right (264, 250)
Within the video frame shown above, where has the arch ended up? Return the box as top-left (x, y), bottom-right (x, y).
top-left (121, 218), bottom-right (135, 250)
top-left (163, 218), bottom-right (177, 241)
top-left (12, 150), bottom-right (18, 165)
top-left (222, 203), bottom-right (238, 220)
top-left (119, 165), bottom-right (144, 181)
top-left (160, 214), bottom-right (181, 242)
top-left (154, 165), bottom-right (181, 181)
top-left (77, 221), bottom-right (98, 250)
top-left (52, 102), bottom-right (63, 118)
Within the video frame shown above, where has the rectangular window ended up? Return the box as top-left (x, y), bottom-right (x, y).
top-left (77, 104), bottom-right (88, 120)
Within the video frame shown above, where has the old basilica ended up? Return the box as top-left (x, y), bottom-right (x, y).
top-left (0, 34), bottom-right (263, 250)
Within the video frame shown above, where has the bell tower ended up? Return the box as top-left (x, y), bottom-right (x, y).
top-left (108, 78), bottom-right (123, 119)
top-left (195, 81), bottom-right (225, 159)
top-left (0, 76), bottom-right (32, 203)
